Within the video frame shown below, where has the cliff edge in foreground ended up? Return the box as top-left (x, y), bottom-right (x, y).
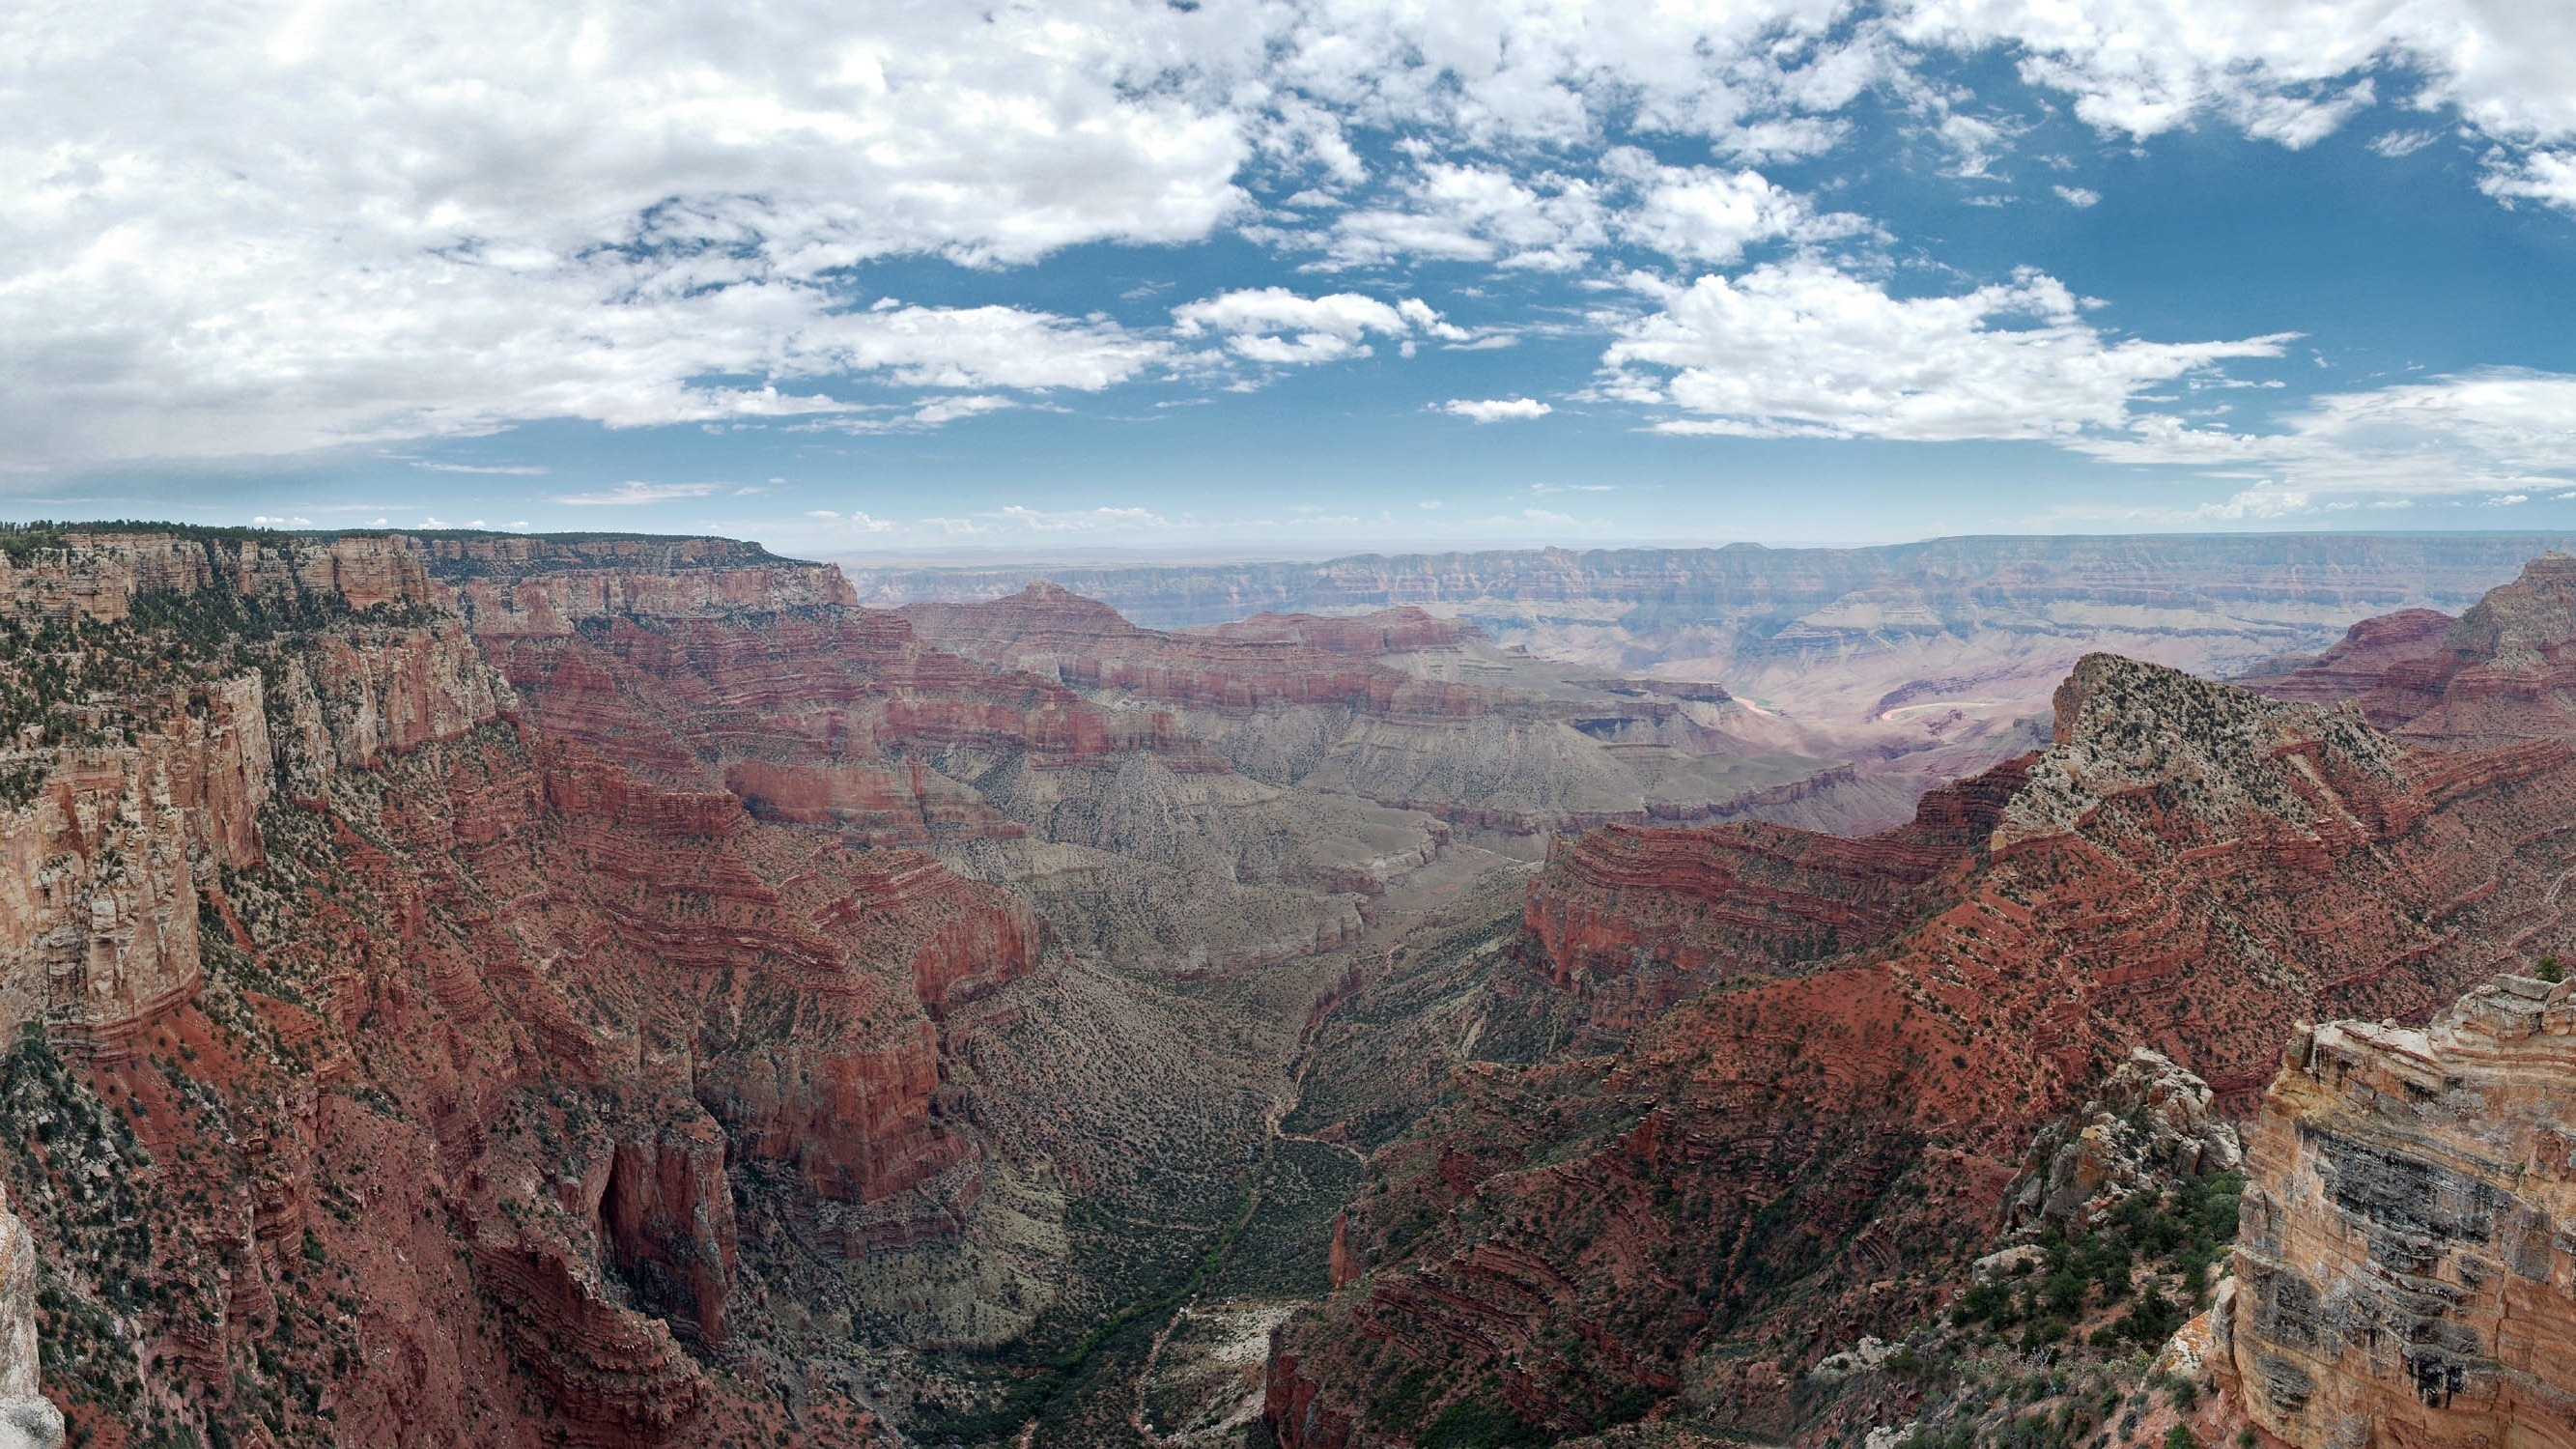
top-left (2215, 973), bottom-right (2576, 1448)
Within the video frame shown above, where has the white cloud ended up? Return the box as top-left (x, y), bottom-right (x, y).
top-left (1311, 150), bottom-right (1869, 271)
top-left (1173, 287), bottom-right (1468, 364)
top-left (2076, 368), bottom-right (2576, 500)
top-left (1611, 153), bottom-right (1874, 264)
top-left (2369, 129), bottom-right (2442, 158)
top-left (2482, 150), bottom-right (2576, 212)
top-left (251, 515), bottom-right (315, 527)
top-left (1441, 398), bottom-right (1553, 423)
top-left (0, 2), bottom-right (1234, 469)
top-left (1322, 164), bottom-right (1606, 270)
top-left (1895, 0), bottom-right (2576, 162)
top-left (996, 505), bottom-right (1166, 532)
top-left (2052, 185), bottom-right (2101, 208)
top-left (1604, 262), bottom-right (2290, 441)
top-left (411, 461), bottom-right (550, 475)
top-left (553, 481), bottom-right (723, 506)
top-left (9, 0), bottom-right (2576, 477)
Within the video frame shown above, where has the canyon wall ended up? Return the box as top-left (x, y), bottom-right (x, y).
top-left (1266, 652), bottom-right (2576, 1447)
top-left (0, 529), bottom-right (1058, 1445)
top-left (2215, 975), bottom-right (2576, 1448)
top-left (858, 534), bottom-right (2576, 836)
top-left (900, 582), bottom-right (1873, 837)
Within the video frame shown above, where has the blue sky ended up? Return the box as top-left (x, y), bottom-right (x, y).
top-left (9, 1), bottom-right (2576, 555)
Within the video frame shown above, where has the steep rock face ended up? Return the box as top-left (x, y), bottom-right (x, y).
top-left (1521, 759), bottom-right (2025, 1030)
top-left (0, 1187), bottom-right (62, 1449)
top-left (2344, 554), bottom-right (2576, 749)
top-left (901, 583), bottom-right (1869, 837)
top-left (2216, 976), bottom-right (2576, 1449)
top-left (0, 530), bottom-right (1082, 1445)
top-left (2236, 608), bottom-right (2455, 707)
top-left (1269, 655), bottom-right (2576, 1447)
top-left (0, 529), bottom-right (439, 622)
top-left (0, 618), bottom-right (506, 1055)
top-left (445, 549), bottom-right (1428, 976)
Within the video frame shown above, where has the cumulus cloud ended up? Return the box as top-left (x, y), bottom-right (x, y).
top-left (1312, 150), bottom-right (1869, 271)
top-left (0, 1), bottom-right (1232, 469)
top-left (1441, 398), bottom-right (1553, 422)
top-left (1895, 0), bottom-right (2576, 157)
top-left (7, 0), bottom-right (2574, 478)
top-left (2052, 185), bottom-right (2101, 207)
top-left (1174, 288), bottom-right (1468, 363)
top-left (1602, 262), bottom-right (2290, 441)
top-left (2482, 150), bottom-right (2576, 212)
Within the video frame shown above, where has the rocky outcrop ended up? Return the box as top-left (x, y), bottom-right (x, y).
top-left (2004, 1047), bottom-right (2242, 1234)
top-left (0, 1187), bottom-right (62, 1449)
top-left (2237, 608), bottom-right (2455, 707)
top-left (2345, 554), bottom-right (2576, 750)
top-left (1269, 654), bottom-right (2576, 1447)
top-left (2214, 975), bottom-right (2576, 1448)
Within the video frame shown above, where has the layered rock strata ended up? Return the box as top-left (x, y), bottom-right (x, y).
top-left (901, 582), bottom-right (1855, 836)
top-left (0, 1187), bottom-right (61, 1449)
top-left (0, 529), bottom-right (1060, 1445)
top-left (1267, 653), bottom-right (2576, 1447)
top-left (2215, 975), bottom-right (2576, 1448)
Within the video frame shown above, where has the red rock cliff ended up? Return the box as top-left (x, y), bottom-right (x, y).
top-left (1270, 653), bottom-right (2576, 1447)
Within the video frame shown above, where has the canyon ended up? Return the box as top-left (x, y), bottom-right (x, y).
top-left (1261, 579), bottom-right (2576, 1448)
top-left (11, 526), bottom-right (2576, 1448)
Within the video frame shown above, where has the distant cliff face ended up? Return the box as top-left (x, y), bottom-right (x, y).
top-left (1266, 654), bottom-right (2576, 1448)
top-left (898, 582), bottom-right (1887, 838)
top-left (853, 535), bottom-right (2573, 836)
top-left (2243, 554), bottom-right (2576, 757)
top-left (2216, 976), bottom-right (2576, 1449)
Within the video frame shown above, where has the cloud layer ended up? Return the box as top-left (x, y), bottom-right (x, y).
top-left (4, 0), bottom-right (2573, 502)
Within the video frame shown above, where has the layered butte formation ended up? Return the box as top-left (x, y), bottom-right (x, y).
top-left (1264, 650), bottom-right (2576, 1447)
top-left (2211, 976), bottom-right (2576, 1448)
top-left (854, 534), bottom-right (2575, 833)
top-left (901, 581), bottom-right (1867, 837)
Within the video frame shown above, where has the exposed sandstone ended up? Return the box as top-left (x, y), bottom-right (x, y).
top-left (2237, 608), bottom-right (2455, 707)
top-left (0, 1186), bottom-right (61, 1449)
top-left (2215, 975), bottom-right (2576, 1448)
